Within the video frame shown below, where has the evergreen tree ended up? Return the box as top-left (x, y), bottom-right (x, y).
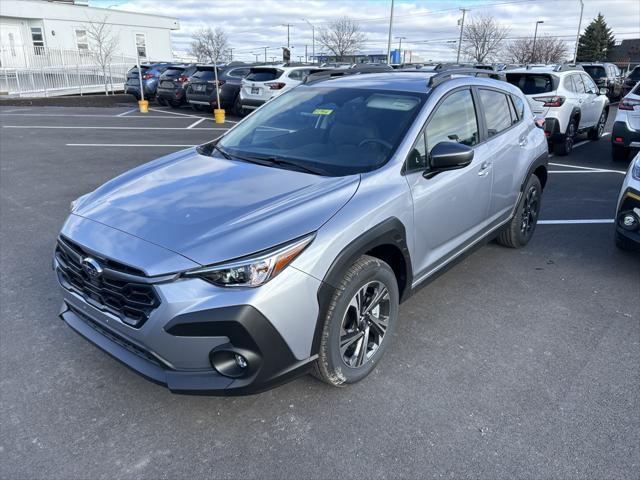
top-left (576, 13), bottom-right (615, 62)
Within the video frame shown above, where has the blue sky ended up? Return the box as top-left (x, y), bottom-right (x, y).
top-left (90, 0), bottom-right (640, 61)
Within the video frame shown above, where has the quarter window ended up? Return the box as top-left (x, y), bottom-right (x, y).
top-left (478, 89), bottom-right (513, 137)
top-left (425, 89), bottom-right (478, 151)
top-left (572, 74), bottom-right (586, 93)
top-left (582, 74), bottom-right (598, 94)
top-left (512, 95), bottom-right (525, 120)
top-left (135, 33), bottom-right (147, 58)
top-left (75, 29), bottom-right (89, 51)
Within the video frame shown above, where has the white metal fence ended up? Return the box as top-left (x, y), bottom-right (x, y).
top-left (0, 46), bottom-right (137, 97)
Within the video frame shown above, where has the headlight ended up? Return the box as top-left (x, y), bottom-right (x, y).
top-left (632, 155), bottom-right (640, 181)
top-left (183, 234), bottom-right (315, 287)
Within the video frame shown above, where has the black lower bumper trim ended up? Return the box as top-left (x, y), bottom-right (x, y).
top-left (612, 121), bottom-right (640, 147)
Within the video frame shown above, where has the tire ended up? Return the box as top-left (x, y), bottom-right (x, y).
top-left (588, 109), bottom-right (607, 140)
top-left (612, 144), bottom-right (629, 162)
top-left (497, 174), bottom-right (543, 249)
top-left (169, 100), bottom-right (182, 109)
top-left (312, 255), bottom-right (399, 387)
top-left (553, 118), bottom-right (577, 156)
top-left (191, 103), bottom-right (205, 112)
top-left (233, 95), bottom-right (246, 117)
top-left (156, 96), bottom-right (167, 106)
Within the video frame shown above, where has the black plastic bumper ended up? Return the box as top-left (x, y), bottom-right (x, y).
top-left (615, 188), bottom-right (640, 245)
top-left (612, 121), bottom-right (640, 148)
top-left (240, 98), bottom-right (267, 109)
top-left (60, 302), bottom-right (315, 395)
top-left (544, 117), bottom-right (564, 142)
top-left (157, 87), bottom-right (186, 101)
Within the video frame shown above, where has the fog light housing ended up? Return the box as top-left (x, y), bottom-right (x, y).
top-left (209, 348), bottom-right (257, 378)
top-left (620, 213), bottom-right (639, 231)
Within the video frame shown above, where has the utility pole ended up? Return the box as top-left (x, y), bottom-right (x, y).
top-left (303, 19), bottom-right (315, 64)
top-left (305, 44), bottom-right (308, 63)
top-left (264, 46), bottom-right (268, 63)
top-left (252, 52), bottom-right (259, 62)
top-left (395, 36), bottom-right (406, 63)
top-left (282, 24), bottom-right (293, 48)
top-left (456, 8), bottom-right (468, 63)
top-left (531, 20), bottom-right (544, 63)
top-left (386, 0), bottom-right (395, 65)
top-left (573, 0), bottom-right (584, 63)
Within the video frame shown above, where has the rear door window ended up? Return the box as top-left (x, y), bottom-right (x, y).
top-left (478, 89), bottom-right (513, 137)
top-left (505, 73), bottom-right (554, 95)
top-left (425, 89), bottom-right (479, 151)
top-left (511, 95), bottom-right (525, 120)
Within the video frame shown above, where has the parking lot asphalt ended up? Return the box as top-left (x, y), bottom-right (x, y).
top-left (1, 104), bottom-right (638, 480)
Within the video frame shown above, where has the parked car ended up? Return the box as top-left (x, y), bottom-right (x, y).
top-left (622, 66), bottom-right (640, 96)
top-left (185, 63), bottom-right (254, 115)
top-left (156, 64), bottom-right (198, 108)
top-left (614, 151), bottom-right (640, 250)
top-left (506, 64), bottom-right (609, 155)
top-left (580, 63), bottom-right (624, 100)
top-left (124, 63), bottom-right (172, 102)
top-left (56, 69), bottom-right (548, 395)
top-left (611, 82), bottom-right (640, 161)
top-left (239, 65), bottom-right (326, 112)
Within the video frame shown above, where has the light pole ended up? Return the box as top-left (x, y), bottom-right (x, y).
top-left (456, 8), bottom-right (468, 63)
top-left (281, 24), bottom-right (293, 48)
top-left (302, 18), bottom-right (315, 64)
top-left (573, 0), bottom-right (584, 63)
top-left (531, 20), bottom-right (544, 63)
top-left (386, 0), bottom-right (395, 65)
top-left (395, 36), bottom-right (406, 63)
top-left (252, 52), bottom-right (259, 62)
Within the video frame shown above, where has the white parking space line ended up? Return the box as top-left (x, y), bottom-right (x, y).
top-left (187, 117), bottom-right (206, 129)
top-left (1, 108), bottom-right (31, 113)
top-left (3, 125), bottom-right (227, 131)
top-left (66, 143), bottom-right (196, 147)
top-left (0, 113), bottom-right (195, 119)
top-left (149, 107), bottom-right (203, 118)
top-left (538, 219), bottom-right (615, 225)
top-left (117, 109), bottom-right (138, 117)
top-left (549, 162), bottom-right (626, 174)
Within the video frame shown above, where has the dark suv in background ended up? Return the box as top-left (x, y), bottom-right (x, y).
top-left (186, 63), bottom-right (253, 115)
top-left (156, 65), bottom-right (198, 108)
top-left (581, 63), bottom-right (623, 100)
top-left (124, 63), bottom-right (172, 102)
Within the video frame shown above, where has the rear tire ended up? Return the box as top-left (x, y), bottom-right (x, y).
top-left (156, 96), bottom-right (167, 106)
top-left (554, 118), bottom-right (577, 156)
top-left (233, 95), bottom-right (246, 117)
top-left (312, 255), bottom-right (399, 387)
top-left (588, 110), bottom-right (607, 140)
top-left (497, 174), bottom-right (542, 249)
top-left (169, 100), bottom-right (182, 109)
top-left (612, 144), bottom-right (629, 162)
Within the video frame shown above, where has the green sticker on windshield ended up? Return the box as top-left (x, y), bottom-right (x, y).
top-left (312, 108), bottom-right (333, 115)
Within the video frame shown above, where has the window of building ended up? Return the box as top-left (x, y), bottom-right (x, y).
top-left (8, 33), bottom-right (16, 56)
top-left (135, 33), bottom-right (147, 58)
top-left (31, 27), bottom-right (45, 54)
top-left (75, 29), bottom-right (89, 51)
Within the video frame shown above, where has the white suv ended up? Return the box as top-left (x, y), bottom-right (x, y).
top-left (239, 65), bottom-right (325, 113)
top-left (506, 65), bottom-right (609, 155)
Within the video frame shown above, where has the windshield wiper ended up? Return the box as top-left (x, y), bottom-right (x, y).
top-left (241, 155), bottom-right (327, 176)
top-left (212, 143), bottom-right (232, 160)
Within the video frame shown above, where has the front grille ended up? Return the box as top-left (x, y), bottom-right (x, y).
top-left (55, 236), bottom-right (160, 328)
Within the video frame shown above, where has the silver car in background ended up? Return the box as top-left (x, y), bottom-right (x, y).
top-left (55, 69), bottom-right (548, 394)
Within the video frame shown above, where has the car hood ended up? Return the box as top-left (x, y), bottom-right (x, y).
top-left (74, 148), bottom-right (360, 267)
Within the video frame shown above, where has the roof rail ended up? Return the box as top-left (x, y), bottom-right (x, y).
top-left (427, 68), bottom-right (505, 88)
top-left (303, 65), bottom-right (390, 85)
top-left (552, 63), bottom-right (584, 72)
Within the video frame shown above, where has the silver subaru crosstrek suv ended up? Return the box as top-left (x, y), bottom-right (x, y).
top-left (55, 69), bottom-right (548, 394)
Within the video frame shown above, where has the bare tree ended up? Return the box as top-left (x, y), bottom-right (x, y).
top-left (506, 36), bottom-right (569, 64)
top-left (317, 17), bottom-right (367, 61)
top-left (84, 15), bottom-right (119, 95)
top-left (460, 15), bottom-right (509, 63)
top-left (189, 27), bottom-right (230, 64)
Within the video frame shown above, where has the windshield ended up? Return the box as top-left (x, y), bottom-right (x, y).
top-left (191, 69), bottom-right (216, 81)
top-left (214, 86), bottom-right (426, 176)
top-left (246, 69), bottom-right (282, 82)
top-left (582, 66), bottom-right (606, 79)
top-left (505, 73), bottom-right (554, 94)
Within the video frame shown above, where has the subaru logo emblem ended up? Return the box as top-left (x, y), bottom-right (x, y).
top-left (82, 257), bottom-right (103, 278)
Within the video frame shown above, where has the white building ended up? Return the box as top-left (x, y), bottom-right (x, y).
top-left (0, 0), bottom-right (180, 67)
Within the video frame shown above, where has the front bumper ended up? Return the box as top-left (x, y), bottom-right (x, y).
top-left (615, 187), bottom-right (640, 246)
top-left (612, 121), bottom-right (640, 149)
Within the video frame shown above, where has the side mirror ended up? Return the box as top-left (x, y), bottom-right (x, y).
top-left (424, 141), bottom-right (474, 179)
top-left (599, 87), bottom-right (608, 96)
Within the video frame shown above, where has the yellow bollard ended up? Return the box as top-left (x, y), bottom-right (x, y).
top-left (214, 108), bottom-right (225, 124)
top-left (138, 100), bottom-right (149, 113)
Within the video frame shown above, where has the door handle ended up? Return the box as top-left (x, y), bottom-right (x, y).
top-left (478, 161), bottom-right (491, 176)
top-left (519, 136), bottom-right (528, 147)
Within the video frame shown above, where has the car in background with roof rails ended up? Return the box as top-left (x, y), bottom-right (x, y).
top-left (56, 67), bottom-right (548, 395)
top-left (622, 66), bottom-right (640, 96)
top-left (238, 65), bottom-right (326, 113)
top-left (614, 152), bottom-right (640, 250)
top-left (124, 62), bottom-right (172, 102)
top-left (156, 64), bottom-right (198, 108)
top-left (611, 82), bottom-right (640, 161)
top-left (506, 64), bottom-right (609, 155)
top-left (185, 63), bottom-right (255, 115)
top-left (580, 62), bottom-right (624, 100)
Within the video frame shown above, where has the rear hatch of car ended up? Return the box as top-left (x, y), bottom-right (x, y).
top-left (241, 67), bottom-right (284, 102)
top-left (187, 67), bottom-right (221, 101)
top-left (159, 67), bottom-right (188, 90)
top-left (623, 88), bottom-right (640, 130)
top-left (506, 72), bottom-right (557, 116)
top-left (126, 65), bottom-right (149, 86)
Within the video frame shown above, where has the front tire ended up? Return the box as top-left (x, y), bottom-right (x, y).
top-left (497, 174), bottom-right (542, 248)
top-left (588, 110), bottom-right (607, 140)
top-left (313, 255), bottom-right (399, 387)
top-left (554, 118), bottom-right (577, 156)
